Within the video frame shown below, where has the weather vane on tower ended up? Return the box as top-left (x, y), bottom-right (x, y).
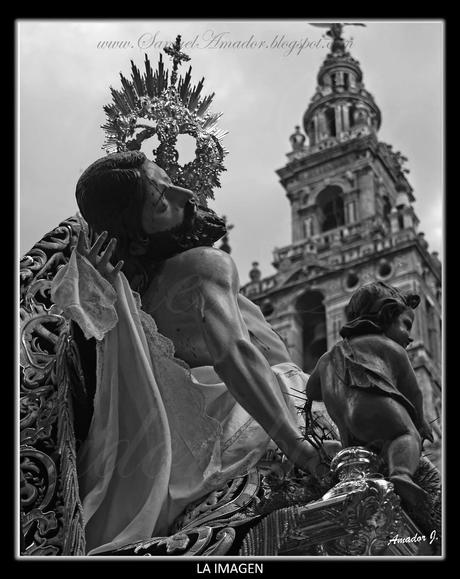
top-left (309, 22), bottom-right (366, 52)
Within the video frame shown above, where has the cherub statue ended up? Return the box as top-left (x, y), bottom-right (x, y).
top-left (306, 281), bottom-right (435, 509)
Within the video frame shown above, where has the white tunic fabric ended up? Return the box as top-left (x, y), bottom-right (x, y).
top-left (51, 251), bottom-right (306, 555)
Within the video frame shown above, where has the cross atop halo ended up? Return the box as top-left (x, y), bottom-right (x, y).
top-left (164, 35), bottom-right (191, 86)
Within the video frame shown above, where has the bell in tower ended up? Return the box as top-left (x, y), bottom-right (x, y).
top-left (310, 321), bottom-right (327, 359)
top-left (296, 289), bottom-right (327, 373)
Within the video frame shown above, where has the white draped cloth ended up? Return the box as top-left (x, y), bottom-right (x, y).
top-left (51, 250), bottom-right (306, 555)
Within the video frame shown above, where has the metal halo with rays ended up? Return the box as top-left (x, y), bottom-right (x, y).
top-left (101, 35), bottom-right (228, 204)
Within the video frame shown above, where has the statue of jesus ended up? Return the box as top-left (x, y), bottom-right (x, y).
top-left (51, 150), bottom-right (341, 554)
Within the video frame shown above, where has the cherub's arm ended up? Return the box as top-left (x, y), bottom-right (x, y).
top-left (187, 248), bottom-right (326, 474)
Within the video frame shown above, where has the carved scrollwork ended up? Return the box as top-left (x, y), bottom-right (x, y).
top-left (20, 447), bottom-right (62, 554)
top-left (20, 385), bottom-right (58, 447)
top-left (20, 250), bottom-right (48, 293)
top-left (19, 215), bottom-right (86, 556)
top-left (176, 469), bottom-right (261, 532)
top-left (21, 509), bottom-right (61, 556)
top-left (241, 447), bottom-right (420, 556)
top-left (107, 525), bottom-right (236, 557)
top-left (136, 528), bottom-right (213, 556)
top-left (316, 448), bottom-right (403, 555)
top-left (21, 316), bottom-right (67, 384)
top-left (171, 477), bottom-right (245, 533)
top-left (101, 469), bottom-right (263, 556)
top-left (202, 527), bottom-right (237, 555)
top-left (323, 478), bottom-right (402, 555)
top-left (20, 447), bottom-right (57, 512)
top-left (20, 218), bottom-right (81, 297)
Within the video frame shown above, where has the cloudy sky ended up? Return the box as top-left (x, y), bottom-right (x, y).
top-left (18, 19), bottom-right (443, 285)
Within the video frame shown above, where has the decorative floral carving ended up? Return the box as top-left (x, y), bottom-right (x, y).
top-left (20, 216), bottom-right (86, 556)
top-left (240, 447), bottom-right (429, 557)
top-left (324, 477), bottom-right (402, 555)
top-left (102, 469), bottom-right (263, 556)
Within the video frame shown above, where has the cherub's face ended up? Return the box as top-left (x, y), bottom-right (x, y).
top-left (385, 308), bottom-right (414, 349)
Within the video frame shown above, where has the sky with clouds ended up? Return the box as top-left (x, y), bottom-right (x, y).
top-left (18, 19), bottom-right (443, 284)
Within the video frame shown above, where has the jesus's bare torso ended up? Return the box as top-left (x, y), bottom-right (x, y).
top-left (141, 247), bottom-right (291, 368)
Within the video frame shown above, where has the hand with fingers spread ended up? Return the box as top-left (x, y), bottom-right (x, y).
top-left (76, 230), bottom-right (124, 285)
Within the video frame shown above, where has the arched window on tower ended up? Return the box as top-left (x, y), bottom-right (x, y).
top-left (344, 73), bottom-right (350, 90)
top-left (308, 120), bottom-right (316, 145)
top-left (317, 185), bottom-right (345, 232)
top-left (296, 290), bottom-right (327, 373)
top-left (355, 106), bottom-right (368, 126)
top-left (325, 107), bottom-right (336, 137)
top-left (348, 104), bottom-right (356, 129)
top-left (382, 195), bottom-right (392, 223)
top-left (331, 73), bottom-right (337, 90)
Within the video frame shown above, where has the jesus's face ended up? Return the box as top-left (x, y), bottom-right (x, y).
top-left (137, 160), bottom-right (227, 262)
top-left (140, 160), bottom-right (197, 234)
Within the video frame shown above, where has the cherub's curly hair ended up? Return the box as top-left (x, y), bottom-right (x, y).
top-left (341, 281), bottom-right (420, 338)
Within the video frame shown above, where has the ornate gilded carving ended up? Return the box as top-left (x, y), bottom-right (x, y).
top-left (20, 216), bottom-right (86, 556)
top-left (312, 448), bottom-right (403, 555)
top-left (322, 478), bottom-right (402, 555)
top-left (173, 470), bottom-right (261, 532)
top-left (240, 447), bottom-right (429, 557)
top-left (101, 469), bottom-right (264, 556)
top-left (101, 525), bottom-right (237, 557)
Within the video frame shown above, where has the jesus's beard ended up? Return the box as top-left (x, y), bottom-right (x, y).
top-left (141, 201), bottom-right (227, 264)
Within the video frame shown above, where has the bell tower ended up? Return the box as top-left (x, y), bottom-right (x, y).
top-left (240, 24), bottom-right (442, 467)
top-left (302, 27), bottom-right (380, 146)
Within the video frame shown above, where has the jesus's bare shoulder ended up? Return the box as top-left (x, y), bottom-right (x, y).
top-left (164, 246), bottom-right (237, 286)
top-left (141, 247), bottom-right (290, 367)
top-left (141, 247), bottom-right (238, 366)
